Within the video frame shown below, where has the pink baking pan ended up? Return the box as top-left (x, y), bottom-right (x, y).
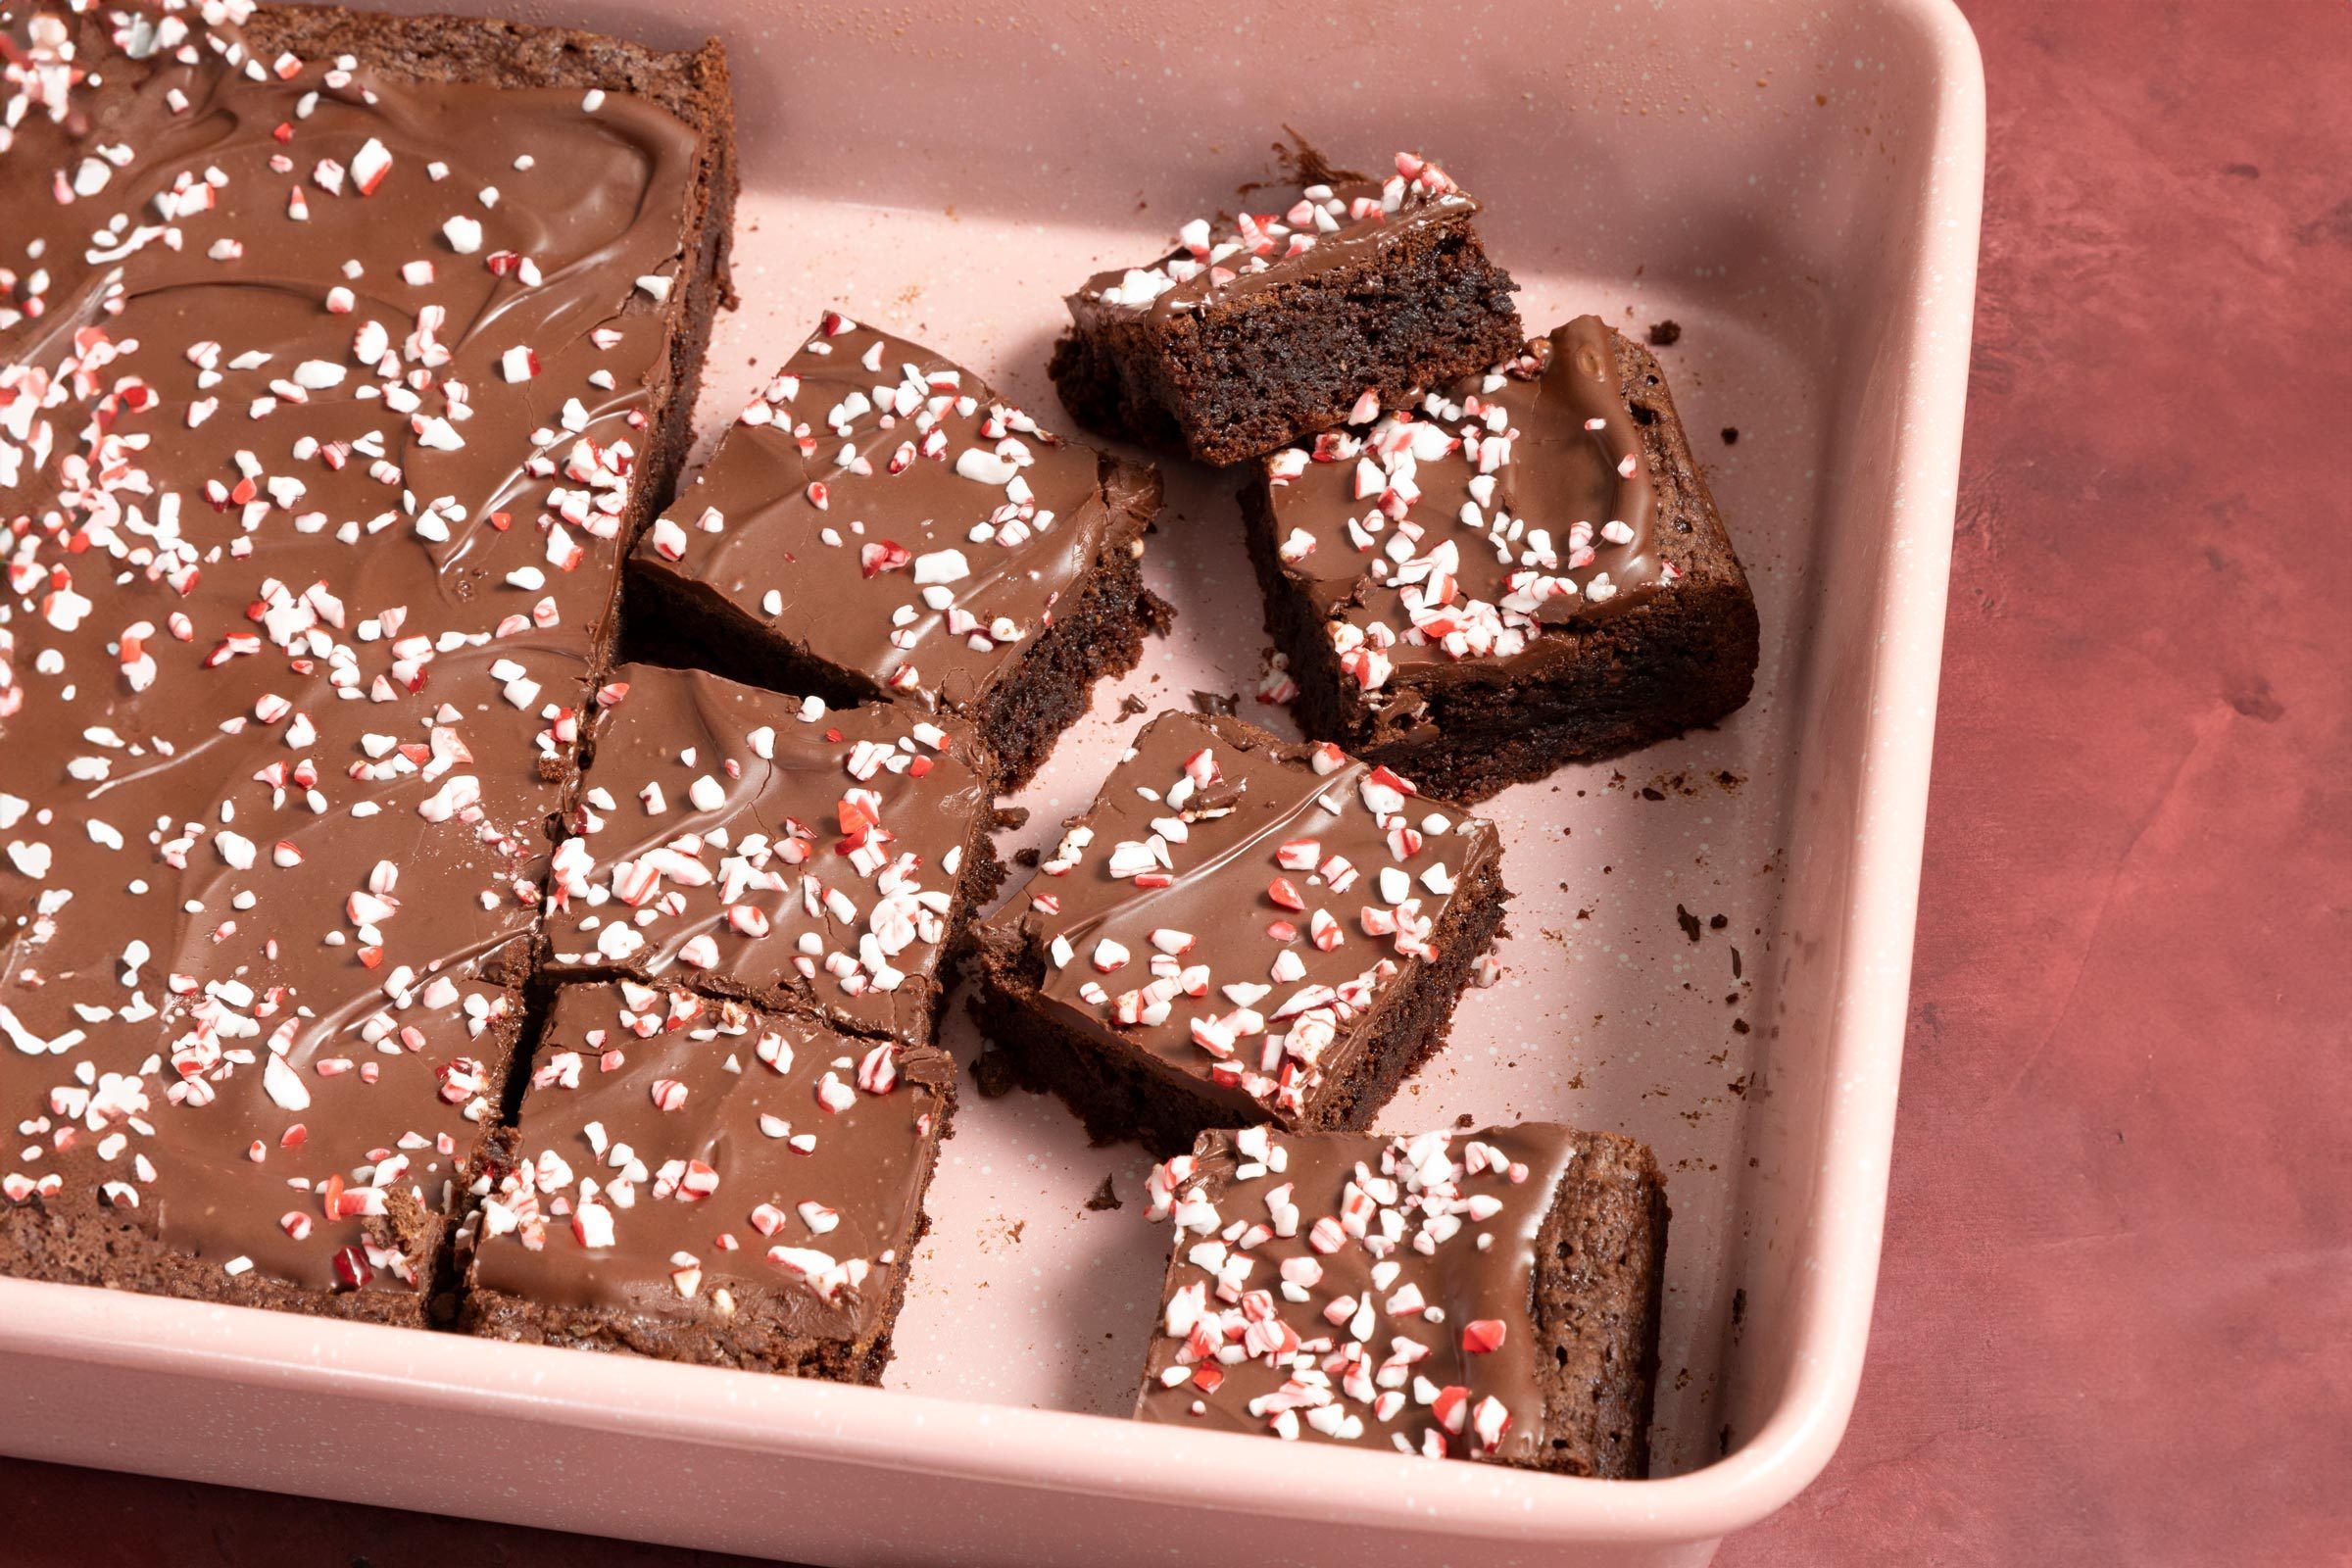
top-left (0, 1), bottom-right (1983, 1561)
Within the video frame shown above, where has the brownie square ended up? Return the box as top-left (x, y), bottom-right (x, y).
top-left (1048, 153), bottom-right (1525, 467)
top-left (458, 981), bottom-right (953, 1382)
top-left (626, 316), bottom-right (1170, 789)
top-left (970, 711), bottom-right (1508, 1157)
top-left (541, 662), bottom-right (1000, 1045)
top-left (0, 4), bottom-right (733, 1322)
top-left (1245, 316), bottom-right (1761, 803)
top-left (1139, 1121), bottom-right (1667, 1477)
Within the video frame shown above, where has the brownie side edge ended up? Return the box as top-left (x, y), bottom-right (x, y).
top-left (1528, 1130), bottom-right (1670, 1479)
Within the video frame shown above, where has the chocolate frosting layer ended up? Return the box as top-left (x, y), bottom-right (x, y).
top-left (2, 6), bottom-right (704, 1296)
top-left (630, 316), bottom-right (1130, 716)
top-left (1072, 153), bottom-right (1478, 319)
top-left (543, 663), bottom-right (991, 1041)
top-left (981, 711), bottom-right (1500, 1127)
top-left (1138, 1123), bottom-right (1580, 1462)
top-left (1258, 317), bottom-right (1669, 703)
top-left (466, 981), bottom-right (951, 1339)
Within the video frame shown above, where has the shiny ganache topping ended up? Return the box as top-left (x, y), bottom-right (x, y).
top-left (632, 314), bottom-right (1123, 714)
top-left (542, 663), bottom-right (988, 1040)
top-left (986, 711), bottom-right (1503, 1125)
top-left (1077, 152), bottom-right (1476, 316)
top-left (1259, 316), bottom-right (1672, 699)
top-left (1140, 1122), bottom-right (1579, 1461)
top-left (1, 3), bottom-right (700, 1295)
top-left (465, 982), bottom-right (949, 1330)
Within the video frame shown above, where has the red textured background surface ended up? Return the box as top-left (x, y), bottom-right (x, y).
top-left (6, 1), bottom-right (2346, 1563)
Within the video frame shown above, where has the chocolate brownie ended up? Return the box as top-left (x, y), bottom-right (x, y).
top-left (1245, 317), bottom-right (1760, 803)
top-left (1140, 1122), bottom-right (1667, 1477)
top-left (969, 711), bottom-right (1508, 1157)
top-left (541, 663), bottom-right (999, 1045)
top-left (459, 981), bottom-right (951, 1381)
top-left (0, 4), bottom-right (734, 1323)
top-left (625, 315), bottom-right (1170, 790)
top-left (1049, 153), bottom-right (1524, 467)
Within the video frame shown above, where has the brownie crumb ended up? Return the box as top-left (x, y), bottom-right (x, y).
top-left (995, 806), bottom-right (1031, 831)
top-left (1646, 319), bottom-right (1682, 346)
top-left (1012, 846), bottom-right (1042, 869)
top-left (1721, 426), bottom-right (1740, 445)
top-left (1710, 913), bottom-right (1729, 930)
top-left (1189, 689), bottom-right (1240, 716)
top-left (1675, 905), bottom-right (1703, 943)
top-left (1084, 1176), bottom-right (1122, 1212)
top-left (970, 1049), bottom-right (1020, 1100)
top-left (1454, 1111), bottom-right (1477, 1129)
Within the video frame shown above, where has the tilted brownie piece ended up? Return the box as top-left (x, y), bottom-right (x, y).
top-left (1049, 152), bottom-right (1524, 467)
top-left (542, 663), bottom-right (998, 1045)
top-left (1139, 1122), bottom-right (1667, 1477)
top-left (1246, 317), bottom-right (1760, 803)
top-left (0, 3), bottom-right (734, 1324)
top-left (459, 982), bottom-right (952, 1382)
top-left (970, 711), bottom-right (1507, 1157)
top-left (627, 315), bottom-right (1169, 789)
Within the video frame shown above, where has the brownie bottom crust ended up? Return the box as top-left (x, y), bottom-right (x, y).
top-left (1241, 422), bottom-right (1760, 806)
top-left (969, 852), bottom-right (1509, 1159)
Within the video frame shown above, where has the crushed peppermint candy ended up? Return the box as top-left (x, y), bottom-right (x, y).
top-left (460, 984), bottom-right (949, 1325)
top-left (1082, 152), bottom-right (1474, 313)
top-left (541, 666), bottom-right (985, 1035)
top-left (1257, 316), bottom-right (1669, 700)
top-left (627, 317), bottom-right (1146, 728)
top-left (991, 711), bottom-right (1498, 1124)
top-left (1136, 1123), bottom-right (1615, 1462)
top-left (0, 6), bottom-right (705, 1304)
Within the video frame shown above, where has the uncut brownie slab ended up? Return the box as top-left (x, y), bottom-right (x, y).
top-left (1246, 316), bottom-right (1760, 804)
top-left (627, 315), bottom-right (1169, 789)
top-left (0, 2), bottom-right (733, 1323)
top-left (1140, 1122), bottom-right (1666, 1476)
top-left (459, 981), bottom-right (952, 1381)
top-left (542, 662), bottom-right (998, 1045)
top-left (1049, 152), bottom-right (1524, 467)
top-left (970, 710), bottom-right (1507, 1158)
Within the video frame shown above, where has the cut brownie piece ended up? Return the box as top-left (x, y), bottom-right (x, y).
top-left (970, 711), bottom-right (1507, 1157)
top-left (1139, 1122), bottom-right (1667, 1477)
top-left (1049, 152), bottom-right (1524, 466)
top-left (627, 316), bottom-right (1169, 789)
top-left (0, 5), bottom-right (733, 1323)
top-left (541, 663), bottom-right (999, 1045)
top-left (1245, 316), bottom-right (1761, 803)
top-left (459, 981), bottom-right (952, 1382)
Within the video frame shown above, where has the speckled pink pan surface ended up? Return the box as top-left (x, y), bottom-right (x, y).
top-left (0, 2), bottom-right (1981, 1563)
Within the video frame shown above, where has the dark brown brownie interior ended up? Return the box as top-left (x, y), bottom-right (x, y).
top-left (1053, 215), bottom-right (1524, 467)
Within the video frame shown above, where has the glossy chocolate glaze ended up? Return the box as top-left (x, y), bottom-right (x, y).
top-left (1139, 1123), bottom-right (1579, 1463)
top-left (1071, 154), bottom-right (1478, 319)
top-left (980, 711), bottom-right (1500, 1128)
top-left (629, 316), bottom-right (1136, 716)
top-left (1, 6), bottom-right (702, 1297)
top-left (542, 663), bottom-right (991, 1041)
top-left (1257, 317), bottom-right (1669, 702)
top-left (466, 981), bottom-right (950, 1337)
